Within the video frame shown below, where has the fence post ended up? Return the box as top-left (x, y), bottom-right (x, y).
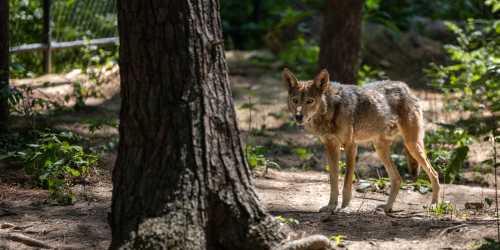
top-left (0, 0), bottom-right (9, 128)
top-left (42, 0), bottom-right (51, 74)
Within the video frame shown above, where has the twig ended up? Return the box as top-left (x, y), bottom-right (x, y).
top-left (492, 129), bottom-right (499, 241)
top-left (356, 191), bottom-right (367, 213)
top-left (353, 196), bottom-right (385, 202)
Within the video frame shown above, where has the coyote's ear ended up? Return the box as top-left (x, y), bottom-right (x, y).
top-left (283, 68), bottom-right (299, 89)
top-left (314, 69), bottom-right (330, 92)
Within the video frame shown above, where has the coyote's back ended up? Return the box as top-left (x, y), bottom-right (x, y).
top-left (330, 80), bottom-right (424, 142)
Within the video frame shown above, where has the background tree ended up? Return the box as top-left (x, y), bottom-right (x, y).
top-left (318, 0), bottom-right (363, 84)
top-left (0, 0), bottom-right (8, 128)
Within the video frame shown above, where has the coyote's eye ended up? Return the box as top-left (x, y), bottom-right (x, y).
top-left (292, 98), bottom-right (299, 104)
top-left (305, 99), bottom-right (314, 105)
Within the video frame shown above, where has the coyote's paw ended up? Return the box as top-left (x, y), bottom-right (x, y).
top-left (319, 204), bottom-right (337, 214)
top-left (376, 204), bottom-right (393, 214)
top-left (341, 200), bottom-right (351, 209)
top-left (431, 197), bottom-right (439, 205)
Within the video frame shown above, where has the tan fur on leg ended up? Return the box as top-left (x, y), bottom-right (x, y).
top-left (341, 144), bottom-right (357, 208)
top-left (374, 139), bottom-right (402, 212)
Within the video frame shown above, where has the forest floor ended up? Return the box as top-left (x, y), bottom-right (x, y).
top-left (1, 57), bottom-right (499, 249)
top-left (1, 167), bottom-right (498, 250)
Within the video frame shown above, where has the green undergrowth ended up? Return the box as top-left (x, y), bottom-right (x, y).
top-left (0, 129), bottom-right (99, 205)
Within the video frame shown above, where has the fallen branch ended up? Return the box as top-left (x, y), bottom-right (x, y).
top-left (0, 232), bottom-right (52, 249)
top-left (384, 210), bottom-right (428, 219)
top-left (275, 235), bottom-right (335, 250)
top-left (438, 224), bottom-right (467, 237)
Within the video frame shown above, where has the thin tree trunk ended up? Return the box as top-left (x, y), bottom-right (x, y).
top-left (318, 0), bottom-right (363, 84)
top-left (110, 1), bottom-right (283, 249)
top-left (0, 0), bottom-right (9, 128)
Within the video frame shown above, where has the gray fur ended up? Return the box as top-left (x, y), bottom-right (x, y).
top-left (307, 81), bottom-right (421, 143)
top-left (283, 68), bottom-right (440, 213)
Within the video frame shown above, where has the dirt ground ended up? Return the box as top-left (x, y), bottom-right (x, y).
top-left (1, 167), bottom-right (498, 249)
top-left (257, 170), bottom-right (498, 250)
top-left (1, 58), bottom-right (499, 249)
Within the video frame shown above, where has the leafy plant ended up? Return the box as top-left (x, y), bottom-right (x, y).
top-left (275, 215), bottom-right (299, 225)
top-left (478, 238), bottom-right (500, 250)
top-left (428, 201), bottom-right (455, 216)
top-left (293, 147), bottom-right (313, 161)
top-left (357, 64), bottom-right (388, 85)
top-left (329, 234), bottom-right (346, 247)
top-left (278, 36), bottom-right (319, 78)
top-left (325, 160), bottom-right (357, 178)
top-left (425, 126), bottom-right (472, 183)
top-left (426, 17), bottom-right (499, 116)
top-left (363, 0), bottom-right (400, 32)
top-left (485, 197), bottom-right (494, 208)
top-left (84, 117), bottom-right (119, 134)
top-left (7, 86), bottom-right (58, 128)
top-left (15, 130), bottom-right (98, 204)
top-left (67, 44), bottom-right (118, 110)
top-left (370, 177), bottom-right (389, 190)
top-left (245, 144), bottom-right (279, 170)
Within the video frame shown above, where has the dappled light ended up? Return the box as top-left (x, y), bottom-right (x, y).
top-left (0, 0), bottom-right (499, 249)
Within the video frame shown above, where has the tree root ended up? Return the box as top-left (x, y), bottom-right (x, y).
top-left (275, 235), bottom-right (335, 250)
top-left (0, 232), bottom-right (53, 249)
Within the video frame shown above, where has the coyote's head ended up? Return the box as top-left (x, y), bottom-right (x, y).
top-left (283, 68), bottom-right (330, 125)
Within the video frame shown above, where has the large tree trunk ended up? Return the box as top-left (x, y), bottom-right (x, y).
top-left (318, 0), bottom-right (363, 84)
top-left (109, 1), bottom-right (284, 249)
top-left (0, 0), bottom-right (8, 128)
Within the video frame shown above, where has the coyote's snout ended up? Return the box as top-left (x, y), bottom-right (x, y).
top-left (283, 68), bottom-right (440, 213)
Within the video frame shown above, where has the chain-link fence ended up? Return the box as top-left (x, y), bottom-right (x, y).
top-left (9, 0), bottom-right (118, 73)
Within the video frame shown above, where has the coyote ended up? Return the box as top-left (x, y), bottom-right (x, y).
top-left (282, 68), bottom-right (440, 213)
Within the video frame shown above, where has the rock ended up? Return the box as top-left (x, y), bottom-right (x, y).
top-left (418, 186), bottom-right (430, 194)
top-left (362, 22), bottom-right (446, 88)
top-left (464, 202), bottom-right (484, 210)
top-left (356, 180), bottom-right (375, 193)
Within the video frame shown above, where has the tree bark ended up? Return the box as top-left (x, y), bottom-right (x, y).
top-left (0, 0), bottom-right (9, 128)
top-left (318, 0), bottom-right (363, 84)
top-left (110, 1), bottom-right (284, 249)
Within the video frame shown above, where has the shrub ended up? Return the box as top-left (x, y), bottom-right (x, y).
top-left (16, 130), bottom-right (98, 204)
top-left (425, 126), bottom-right (472, 183)
top-left (426, 18), bottom-right (499, 115)
top-left (278, 36), bottom-right (319, 78)
top-left (245, 144), bottom-right (280, 170)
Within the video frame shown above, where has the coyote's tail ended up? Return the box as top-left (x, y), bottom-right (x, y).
top-left (397, 82), bottom-right (423, 179)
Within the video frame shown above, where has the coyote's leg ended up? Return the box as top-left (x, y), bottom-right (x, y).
top-left (341, 144), bottom-right (357, 208)
top-left (404, 145), bottom-right (420, 179)
top-left (374, 140), bottom-right (401, 212)
top-left (399, 111), bottom-right (440, 204)
top-left (319, 140), bottom-right (340, 213)
top-left (404, 141), bottom-right (440, 204)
